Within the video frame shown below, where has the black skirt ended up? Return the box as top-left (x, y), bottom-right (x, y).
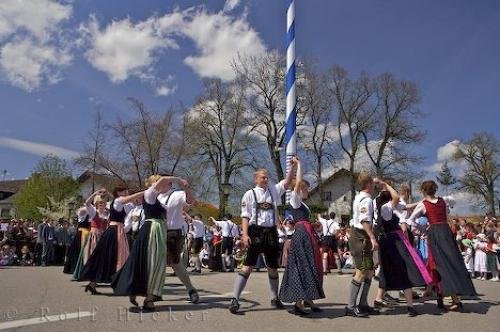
top-left (378, 231), bottom-right (427, 291)
top-left (279, 225), bottom-right (325, 303)
top-left (63, 230), bottom-right (82, 274)
top-left (112, 223), bottom-right (151, 296)
top-left (428, 224), bottom-right (477, 296)
top-left (79, 226), bottom-right (118, 283)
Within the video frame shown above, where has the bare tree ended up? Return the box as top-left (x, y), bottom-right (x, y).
top-left (454, 132), bottom-right (500, 215)
top-left (188, 78), bottom-right (254, 216)
top-left (361, 73), bottom-right (425, 180)
top-left (300, 61), bottom-right (337, 199)
top-left (233, 52), bottom-right (305, 180)
top-left (77, 99), bottom-right (176, 189)
top-left (328, 65), bottom-right (376, 213)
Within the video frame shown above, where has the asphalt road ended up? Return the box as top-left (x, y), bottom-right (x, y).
top-left (0, 266), bottom-right (499, 332)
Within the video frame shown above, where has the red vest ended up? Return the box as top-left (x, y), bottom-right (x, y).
top-left (422, 198), bottom-right (447, 225)
top-left (91, 213), bottom-right (108, 231)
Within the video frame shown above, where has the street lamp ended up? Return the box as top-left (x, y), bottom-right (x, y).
top-left (220, 183), bottom-right (233, 218)
top-left (221, 183), bottom-right (232, 196)
top-left (67, 201), bottom-right (75, 221)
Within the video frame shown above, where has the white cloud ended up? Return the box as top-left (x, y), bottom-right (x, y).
top-left (155, 85), bottom-right (177, 96)
top-left (425, 139), bottom-right (462, 172)
top-left (223, 0), bottom-right (241, 12)
top-left (181, 8), bottom-right (266, 80)
top-left (0, 136), bottom-right (80, 159)
top-left (82, 15), bottom-right (179, 83)
top-left (0, 0), bottom-right (73, 91)
top-left (437, 139), bottom-right (460, 162)
top-left (82, 5), bottom-right (266, 88)
top-left (0, 38), bottom-right (71, 91)
top-left (0, 0), bottom-right (71, 42)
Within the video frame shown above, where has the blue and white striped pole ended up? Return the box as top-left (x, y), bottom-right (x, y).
top-left (285, 0), bottom-right (296, 201)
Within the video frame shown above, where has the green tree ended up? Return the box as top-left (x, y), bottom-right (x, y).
top-left (14, 155), bottom-right (79, 219)
top-left (436, 161), bottom-right (457, 195)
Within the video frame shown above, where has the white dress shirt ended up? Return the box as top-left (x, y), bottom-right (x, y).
top-left (145, 187), bottom-right (187, 230)
top-left (189, 219), bottom-right (206, 238)
top-left (352, 191), bottom-right (373, 230)
top-left (240, 180), bottom-right (286, 227)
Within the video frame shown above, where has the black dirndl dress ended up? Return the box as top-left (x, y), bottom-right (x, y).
top-left (63, 217), bottom-right (90, 274)
top-left (79, 199), bottom-right (128, 283)
top-left (377, 211), bottom-right (431, 291)
top-left (279, 203), bottom-right (325, 303)
top-left (112, 199), bottom-right (166, 297)
top-left (423, 199), bottom-right (477, 297)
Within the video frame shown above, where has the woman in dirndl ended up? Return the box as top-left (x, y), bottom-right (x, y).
top-left (407, 180), bottom-right (476, 311)
top-left (112, 175), bottom-right (180, 311)
top-left (79, 185), bottom-right (141, 294)
top-left (374, 180), bottom-right (432, 317)
top-left (279, 157), bottom-right (324, 316)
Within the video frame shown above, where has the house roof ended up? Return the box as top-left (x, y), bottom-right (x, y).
top-left (0, 179), bottom-right (27, 194)
top-left (308, 168), bottom-right (354, 196)
top-left (0, 179), bottom-right (27, 204)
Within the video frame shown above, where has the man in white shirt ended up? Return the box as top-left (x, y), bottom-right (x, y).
top-left (187, 214), bottom-right (205, 273)
top-left (210, 214), bottom-right (239, 272)
top-left (318, 212), bottom-right (342, 275)
top-left (229, 167), bottom-right (294, 314)
top-left (345, 173), bottom-right (379, 318)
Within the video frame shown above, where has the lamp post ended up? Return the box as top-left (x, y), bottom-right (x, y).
top-left (67, 201), bottom-right (75, 222)
top-left (220, 183), bottom-right (232, 218)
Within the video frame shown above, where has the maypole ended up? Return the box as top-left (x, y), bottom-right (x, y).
top-left (285, 0), bottom-right (296, 201)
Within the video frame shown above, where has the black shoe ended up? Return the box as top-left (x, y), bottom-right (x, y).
top-left (304, 302), bottom-right (323, 313)
top-left (129, 296), bottom-right (138, 306)
top-left (384, 293), bottom-right (399, 303)
top-left (271, 299), bottom-right (285, 309)
top-left (188, 289), bottom-right (199, 304)
top-left (359, 305), bottom-right (380, 315)
top-left (152, 295), bottom-right (163, 302)
top-left (292, 304), bottom-right (310, 316)
top-left (142, 299), bottom-right (155, 312)
top-left (84, 284), bottom-right (101, 295)
top-left (407, 307), bottom-right (419, 317)
top-left (345, 306), bottom-right (369, 318)
top-left (190, 269), bottom-right (201, 274)
top-left (374, 299), bottom-right (395, 311)
top-left (229, 298), bottom-right (240, 314)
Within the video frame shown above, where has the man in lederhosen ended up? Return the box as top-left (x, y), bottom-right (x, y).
top-left (229, 167), bottom-right (295, 314)
top-left (209, 215), bottom-right (239, 272)
top-left (345, 173), bottom-right (380, 317)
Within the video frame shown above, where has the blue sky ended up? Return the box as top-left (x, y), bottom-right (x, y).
top-left (0, 0), bottom-right (499, 205)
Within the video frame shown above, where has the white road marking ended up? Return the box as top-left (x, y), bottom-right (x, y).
top-left (210, 291), bottom-right (251, 298)
top-left (0, 312), bottom-right (93, 330)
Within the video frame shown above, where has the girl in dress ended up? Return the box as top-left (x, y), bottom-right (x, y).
top-left (113, 175), bottom-right (184, 311)
top-left (279, 157), bottom-right (324, 316)
top-left (407, 180), bottom-right (476, 311)
top-left (461, 239), bottom-right (475, 278)
top-left (79, 186), bottom-right (142, 294)
top-left (280, 217), bottom-right (295, 268)
top-left (474, 234), bottom-right (488, 280)
top-left (83, 189), bottom-right (109, 265)
top-left (374, 179), bottom-right (432, 317)
top-left (486, 235), bottom-right (499, 281)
